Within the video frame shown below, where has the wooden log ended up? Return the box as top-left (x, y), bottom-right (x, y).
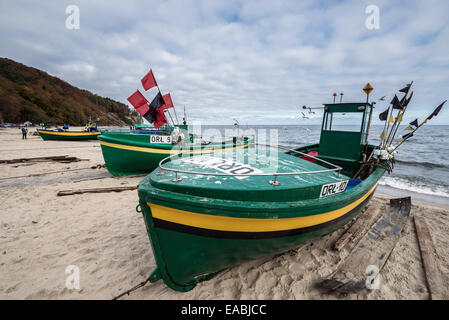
top-left (57, 186), bottom-right (137, 196)
top-left (414, 215), bottom-right (449, 300)
top-left (0, 155), bottom-right (84, 164)
top-left (333, 206), bottom-right (382, 251)
top-left (319, 197), bottom-right (411, 294)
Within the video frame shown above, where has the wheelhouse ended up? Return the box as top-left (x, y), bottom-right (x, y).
top-left (318, 102), bottom-right (373, 177)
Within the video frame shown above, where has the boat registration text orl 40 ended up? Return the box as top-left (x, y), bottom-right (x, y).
top-left (150, 135), bottom-right (172, 144)
top-left (320, 180), bottom-right (349, 197)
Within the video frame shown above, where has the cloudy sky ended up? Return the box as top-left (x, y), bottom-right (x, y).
top-left (0, 0), bottom-right (448, 124)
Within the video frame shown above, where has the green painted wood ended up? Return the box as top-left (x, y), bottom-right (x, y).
top-left (137, 147), bottom-right (386, 291)
top-left (99, 132), bottom-right (252, 176)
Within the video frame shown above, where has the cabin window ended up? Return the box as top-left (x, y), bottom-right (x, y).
top-left (323, 112), bottom-right (364, 132)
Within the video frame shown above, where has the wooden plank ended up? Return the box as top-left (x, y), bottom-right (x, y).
top-left (319, 197), bottom-right (411, 294)
top-left (0, 155), bottom-right (84, 164)
top-left (334, 205), bottom-right (382, 251)
top-left (414, 215), bottom-right (449, 300)
top-left (57, 186), bottom-right (137, 196)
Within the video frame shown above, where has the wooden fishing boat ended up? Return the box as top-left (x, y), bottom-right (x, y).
top-left (136, 99), bottom-right (396, 292)
top-left (37, 119), bottom-right (101, 141)
top-left (37, 128), bottom-right (101, 141)
top-left (99, 125), bottom-right (251, 176)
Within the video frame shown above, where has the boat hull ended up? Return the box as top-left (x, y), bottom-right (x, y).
top-left (137, 166), bottom-right (385, 292)
top-left (37, 129), bottom-right (101, 141)
top-left (99, 133), bottom-right (250, 176)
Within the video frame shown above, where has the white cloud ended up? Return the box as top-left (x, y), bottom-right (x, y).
top-left (0, 0), bottom-right (448, 124)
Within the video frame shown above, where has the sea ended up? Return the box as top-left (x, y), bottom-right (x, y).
top-left (199, 124), bottom-right (449, 206)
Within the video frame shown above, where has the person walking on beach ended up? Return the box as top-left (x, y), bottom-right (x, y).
top-left (21, 126), bottom-right (27, 140)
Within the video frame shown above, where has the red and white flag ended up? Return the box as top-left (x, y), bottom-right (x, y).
top-left (141, 69), bottom-right (158, 91)
top-left (127, 90), bottom-right (149, 115)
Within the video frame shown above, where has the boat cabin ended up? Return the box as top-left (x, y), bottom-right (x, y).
top-left (317, 102), bottom-right (373, 177)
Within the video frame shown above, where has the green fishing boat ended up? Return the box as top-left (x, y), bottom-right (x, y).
top-left (99, 125), bottom-right (251, 176)
top-left (37, 128), bottom-right (101, 141)
top-left (136, 96), bottom-right (398, 292)
top-left (37, 119), bottom-right (101, 141)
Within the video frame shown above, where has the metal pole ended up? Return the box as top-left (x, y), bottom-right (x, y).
top-left (172, 105), bottom-right (180, 124)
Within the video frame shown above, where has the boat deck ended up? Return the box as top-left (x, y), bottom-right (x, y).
top-left (148, 147), bottom-right (349, 202)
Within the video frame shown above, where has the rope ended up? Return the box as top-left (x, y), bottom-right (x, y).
top-left (112, 278), bottom-right (151, 300)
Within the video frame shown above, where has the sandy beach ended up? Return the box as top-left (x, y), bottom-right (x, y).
top-left (1, 127), bottom-right (448, 300)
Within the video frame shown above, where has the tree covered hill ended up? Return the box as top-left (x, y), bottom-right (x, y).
top-left (0, 58), bottom-right (140, 126)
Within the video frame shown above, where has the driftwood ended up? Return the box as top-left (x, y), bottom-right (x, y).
top-left (414, 215), bottom-right (449, 300)
top-left (334, 205), bottom-right (383, 251)
top-left (57, 186), bottom-right (137, 196)
top-left (0, 155), bottom-right (86, 164)
top-left (319, 197), bottom-right (411, 294)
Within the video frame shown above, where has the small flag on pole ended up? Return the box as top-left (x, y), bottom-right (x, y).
top-left (153, 108), bottom-right (168, 128)
top-left (409, 118), bottom-right (419, 128)
top-left (404, 91), bottom-right (413, 107)
top-left (390, 95), bottom-right (403, 109)
top-left (149, 92), bottom-right (165, 110)
top-left (162, 93), bottom-right (174, 110)
top-left (390, 95), bottom-right (399, 106)
top-left (379, 108), bottom-right (389, 121)
top-left (141, 69), bottom-right (158, 91)
top-left (404, 125), bottom-right (414, 131)
top-left (399, 82), bottom-right (412, 94)
top-left (388, 113), bottom-right (394, 124)
top-left (426, 100), bottom-right (447, 120)
top-left (380, 130), bottom-right (386, 139)
top-left (127, 90), bottom-right (149, 114)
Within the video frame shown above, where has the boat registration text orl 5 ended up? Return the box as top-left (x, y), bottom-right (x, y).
top-left (320, 180), bottom-right (349, 197)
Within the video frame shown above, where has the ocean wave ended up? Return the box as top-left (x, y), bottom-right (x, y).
top-left (395, 159), bottom-right (448, 169)
top-left (379, 176), bottom-right (449, 198)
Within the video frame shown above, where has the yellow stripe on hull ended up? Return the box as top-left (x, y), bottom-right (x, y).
top-left (148, 183), bottom-right (378, 233)
top-left (37, 130), bottom-right (101, 137)
top-left (99, 140), bottom-right (248, 155)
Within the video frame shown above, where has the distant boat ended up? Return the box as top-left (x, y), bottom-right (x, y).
top-left (37, 120), bottom-right (100, 141)
top-left (37, 129), bottom-right (101, 141)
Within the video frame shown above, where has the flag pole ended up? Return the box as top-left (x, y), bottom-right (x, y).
top-left (387, 92), bottom-right (412, 147)
top-left (382, 106), bottom-right (393, 148)
top-left (387, 104), bottom-right (407, 147)
top-left (172, 104), bottom-right (180, 125)
top-left (379, 106), bottom-right (391, 148)
top-left (156, 85), bottom-right (176, 128)
top-left (385, 82), bottom-right (414, 147)
top-left (384, 94), bottom-right (407, 148)
top-left (392, 99), bottom-right (446, 151)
